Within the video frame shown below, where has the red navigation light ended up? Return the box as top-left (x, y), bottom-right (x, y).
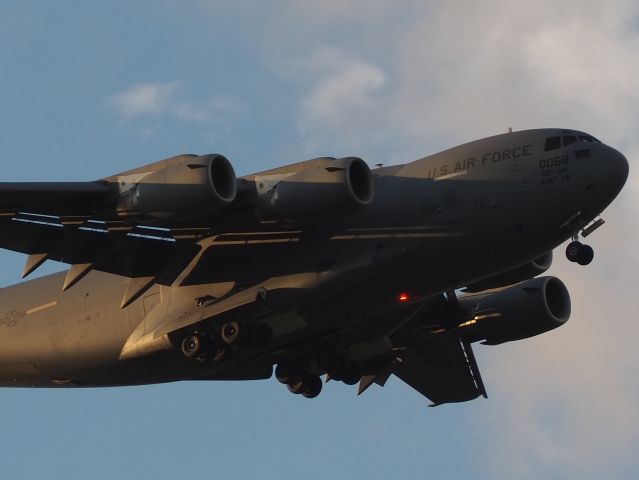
top-left (398, 293), bottom-right (410, 302)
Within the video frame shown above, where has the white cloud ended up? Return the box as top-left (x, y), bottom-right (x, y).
top-left (474, 208), bottom-right (639, 478)
top-left (109, 82), bottom-right (178, 117)
top-left (271, 0), bottom-right (639, 157)
top-left (107, 82), bottom-right (246, 140)
top-left (296, 48), bottom-right (387, 153)
top-left (172, 94), bottom-right (247, 123)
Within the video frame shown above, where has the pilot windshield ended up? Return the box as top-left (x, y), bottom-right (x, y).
top-left (544, 134), bottom-right (601, 152)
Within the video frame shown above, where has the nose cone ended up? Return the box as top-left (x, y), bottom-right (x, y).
top-left (601, 146), bottom-right (629, 201)
top-left (571, 144), bottom-right (629, 219)
top-left (581, 144), bottom-right (629, 218)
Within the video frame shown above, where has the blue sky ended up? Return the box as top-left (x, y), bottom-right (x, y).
top-left (1, 1), bottom-right (638, 479)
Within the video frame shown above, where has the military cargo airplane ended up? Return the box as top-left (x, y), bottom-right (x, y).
top-left (0, 128), bottom-right (629, 405)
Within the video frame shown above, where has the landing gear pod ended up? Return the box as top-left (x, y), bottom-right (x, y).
top-left (256, 156), bottom-right (374, 223)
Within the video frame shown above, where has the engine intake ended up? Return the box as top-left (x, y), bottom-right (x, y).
top-left (256, 156), bottom-right (374, 223)
top-left (116, 153), bottom-right (237, 220)
top-left (458, 276), bottom-right (571, 345)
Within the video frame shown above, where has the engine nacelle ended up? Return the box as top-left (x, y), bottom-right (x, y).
top-left (256, 156), bottom-right (374, 223)
top-left (458, 276), bottom-right (571, 345)
top-left (464, 252), bottom-right (553, 293)
top-left (116, 154), bottom-right (237, 220)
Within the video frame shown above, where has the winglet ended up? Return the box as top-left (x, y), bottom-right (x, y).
top-left (22, 253), bottom-right (49, 278)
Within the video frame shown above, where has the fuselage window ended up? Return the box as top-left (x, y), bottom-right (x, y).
top-left (562, 135), bottom-right (577, 147)
top-left (544, 136), bottom-right (561, 151)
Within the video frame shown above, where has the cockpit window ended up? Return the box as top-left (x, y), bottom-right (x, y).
top-left (562, 135), bottom-right (577, 147)
top-left (544, 136), bottom-right (561, 151)
top-left (578, 135), bottom-right (601, 144)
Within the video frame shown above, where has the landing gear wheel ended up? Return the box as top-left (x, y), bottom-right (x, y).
top-left (221, 321), bottom-right (240, 345)
top-left (566, 241), bottom-right (594, 265)
top-left (287, 380), bottom-right (305, 395)
top-left (302, 375), bottom-right (323, 399)
top-left (181, 334), bottom-right (202, 359)
top-left (577, 244), bottom-right (594, 265)
top-left (286, 374), bottom-right (323, 398)
top-left (566, 241), bottom-right (583, 263)
top-left (333, 359), bottom-right (360, 385)
top-left (342, 373), bottom-right (361, 386)
top-left (275, 362), bottom-right (300, 385)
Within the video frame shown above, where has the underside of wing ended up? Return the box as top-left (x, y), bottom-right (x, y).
top-left (0, 210), bottom-right (203, 308)
top-left (352, 295), bottom-right (489, 406)
top-left (0, 160), bottom-right (227, 301)
top-left (391, 330), bottom-right (487, 406)
top-left (0, 181), bottom-right (113, 216)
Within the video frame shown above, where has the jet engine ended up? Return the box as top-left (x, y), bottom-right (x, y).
top-left (116, 153), bottom-right (237, 220)
top-left (256, 156), bottom-right (374, 223)
top-left (458, 276), bottom-right (571, 345)
top-left (464, 252), bottom-right (553, 293)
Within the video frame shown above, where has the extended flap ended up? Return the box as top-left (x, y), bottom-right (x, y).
top-left (392, 331), bottom-right (486, 406)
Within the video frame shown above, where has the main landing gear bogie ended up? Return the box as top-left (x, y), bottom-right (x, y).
top-left (315, 348), bottom-right (361, 385)
top-left (275, 348), bottom-right (362, 399)
top-left (275, 362), bottom-right (323, 399)
top-left (179, 320), bottom-right (271, 362)
top-left (566, 241), bottom-right (594, 266)
top-left (180, 331), bottom-right (227, 363)
top-left (287, 374), bottom-right (323, 399)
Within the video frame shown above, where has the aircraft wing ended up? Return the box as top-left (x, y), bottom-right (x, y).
top-left (0, 154), bottom-right (377, 307)
top-left (0, 210), bottom-right (200, 279)
top-left (0, 181), bottom-right (205, 306)
top-left (0, 181), bottom-right (113, 215)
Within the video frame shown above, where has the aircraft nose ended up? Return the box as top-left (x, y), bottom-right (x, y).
top-left (571, 143), bottom-right (629, 219)
top-left (580, 144), bottom-right (630, 217)
top-left (601, 145), bottom-right (629, 199)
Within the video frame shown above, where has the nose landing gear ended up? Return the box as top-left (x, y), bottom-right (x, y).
top-left (564, 215), bottom-right (606, 266)
top-left (566, 240), bottom-right (594, 265)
